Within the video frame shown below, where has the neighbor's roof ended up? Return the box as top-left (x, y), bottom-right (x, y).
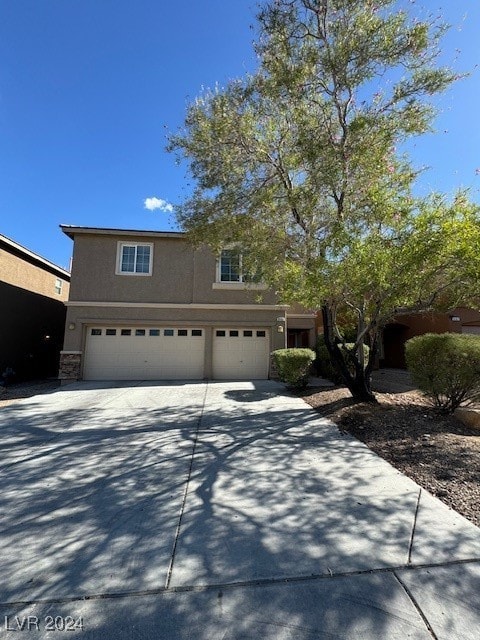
top-left (0, 233), bottom-right (71, 279)
top-left (60, 225), bottom-right (185, 240)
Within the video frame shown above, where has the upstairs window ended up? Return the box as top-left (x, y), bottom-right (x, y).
top-left (54, 278), bottom-right (63, 295)
top-left (217, 249), bottom-right (260, 284)
top-left (219, 249), bottom-right (241, 282)
top-left (117, 242), bottom-right (153, 276)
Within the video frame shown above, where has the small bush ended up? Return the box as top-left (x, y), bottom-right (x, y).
top-left (272, 348), bottom-right (316, 388)
top-left (315, 336), bottom-right (370, 383)
top-left (406, 333), bottom-right (480, 413)
top-left (316, 339), bottom-right (343, 383)
top-left (338, 342), bottom-right (370, 370)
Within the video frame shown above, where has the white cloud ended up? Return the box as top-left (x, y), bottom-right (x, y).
top-left (143, 197), bottom-right (174, 213)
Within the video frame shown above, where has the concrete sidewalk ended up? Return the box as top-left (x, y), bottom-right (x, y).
top-left (0, 380), bottom-right (478, 638)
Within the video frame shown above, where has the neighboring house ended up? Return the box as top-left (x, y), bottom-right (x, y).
top-left (457, 307), bottom-right (480, 336)
top-left (59, 226), bottom-right (317, 382)
top-left (0, 233), bottom-right (70, 380)
top-left (381, 307), bottom-right (480, 369)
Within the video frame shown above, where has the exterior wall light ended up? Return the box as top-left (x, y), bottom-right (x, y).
top-left (68, 323), bottom-right (76, 330)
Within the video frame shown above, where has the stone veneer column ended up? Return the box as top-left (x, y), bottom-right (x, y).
top-left (59, 351), bottom-right (82, 383)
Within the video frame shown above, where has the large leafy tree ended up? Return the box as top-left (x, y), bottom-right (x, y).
top-left (169, 0), bottom-right (480, 402)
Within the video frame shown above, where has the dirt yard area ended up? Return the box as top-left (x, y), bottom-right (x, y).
top-left (303, 370), bottom-right (480, 527)
top-left (0, 380), bottom-right (61, 407)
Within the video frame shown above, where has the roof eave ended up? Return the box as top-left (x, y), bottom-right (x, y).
top-left (60, 225), bottom-right (186, 241)
top-left (0, 233), bottom-right (71, 279)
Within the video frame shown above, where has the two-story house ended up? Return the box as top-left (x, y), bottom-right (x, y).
top-left (0, 233), bottom-right (70, 380)
top-left (59, 226), bottom-right (317, 382)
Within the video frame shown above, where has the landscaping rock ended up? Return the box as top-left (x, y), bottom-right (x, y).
top-left (455, 407), bottom-right (480, 431)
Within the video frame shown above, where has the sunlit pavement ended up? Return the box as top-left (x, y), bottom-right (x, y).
top-left (0, 380), bottom-right (479, 639)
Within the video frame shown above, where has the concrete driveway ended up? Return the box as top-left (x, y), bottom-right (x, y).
top-left (0, 380), bottom-right (479, 639)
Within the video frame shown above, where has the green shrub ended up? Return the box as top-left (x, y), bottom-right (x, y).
top-left (316, 338), bottom-right (343, 383)
top-left (272, 348), bottom-right (316, 388)
top-left (315, 336), bottom-right (370, 384)
top-left (338, 342), bottom-right (370, 370)
top-left (405, 333), bottom-right (480, 413)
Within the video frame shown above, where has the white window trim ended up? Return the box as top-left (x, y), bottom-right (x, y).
top-left (212, 282), bottom-right (267, 290)
top-left (214, 249), bottom-right (267, 290)
top-left (116, 241), bottom-right (153, 276)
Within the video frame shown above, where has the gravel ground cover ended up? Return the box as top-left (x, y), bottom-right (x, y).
top-left (303, 377), bottom-right (480, 527)
top-left (0, 379), bottom-right (61, 406)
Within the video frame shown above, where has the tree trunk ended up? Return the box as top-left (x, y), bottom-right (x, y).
top-left (321, 304), bottom-right (377, 403)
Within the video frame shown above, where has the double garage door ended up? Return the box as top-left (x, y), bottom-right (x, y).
top-left (83, 326), bottom-right (270, 380)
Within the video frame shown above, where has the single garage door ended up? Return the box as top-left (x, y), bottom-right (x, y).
top-left (213, 328), bottom-right (270, 380)
top-left (84, 327), bottom-right (205, 380)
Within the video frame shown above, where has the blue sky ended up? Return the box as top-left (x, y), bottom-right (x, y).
top-left (0, 1), bottom-right (479, 270)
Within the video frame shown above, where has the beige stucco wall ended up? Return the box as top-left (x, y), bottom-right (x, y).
top-left (68, 234), bottom-right (277, 306)
top-left (0, 248), bottom-right (70, 301)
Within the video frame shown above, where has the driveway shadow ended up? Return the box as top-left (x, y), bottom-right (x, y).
top-left (0, 381), bottom-right (479, 639)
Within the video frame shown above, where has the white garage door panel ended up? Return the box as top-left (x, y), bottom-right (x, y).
top-left (213, 328), bottom-right (270, 380)
top-left (84, 328), bottom-right (205, 380)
